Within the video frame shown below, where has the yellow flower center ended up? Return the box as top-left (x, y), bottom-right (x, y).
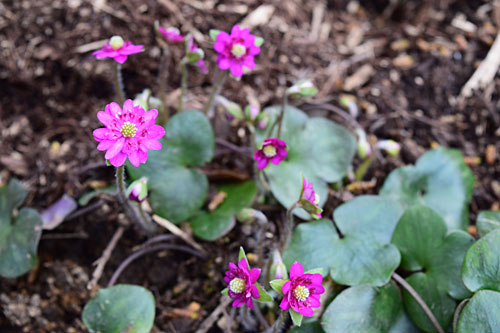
top-left (263, 145), bottom-right (276, 157)
top-left (120, 122), bottom-right (137, 138)
top-left (293, 285), bottom-right (310, 301)
top-left (229, 278), bottom-right (246, 294)
top-left (110, 36), bottom-right (124, 50)
top-left (231, 43), bottom-right (246, 58)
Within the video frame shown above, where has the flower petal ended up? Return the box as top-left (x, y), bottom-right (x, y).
top-left (108, 152), bottom-right (127, 167)
top-left (250, 268), bottom-right (261, 283)
top-left (290, 262), bottom-right (304, 279)
top-left (282, 280), bottom-right (291, 295)
top-left (104, 138), bottom-right (125, 160)
top-left (280, 297), bottom-right (290, 311)
top-left (97, 140), bottom-right (115, 151)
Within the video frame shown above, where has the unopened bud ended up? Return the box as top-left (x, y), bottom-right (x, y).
top-left (356, 129), bottom-right (371, 159)
top-left (256, 113), bottom-right (269, 130)
top-left (287, 79), bottom-right (318, 98)
top-left (376, 140), bottom-right (401, 157)
top-left (270, 250), bottom-right (288, 280)
top-left (245, 105), bottom-right (260, 121)
top-left (216, 96), bottom-right (243, 120)
top-left (237, 208), bottom-right (257, 223)
top-left (127, 177), bottom-right (148, 203)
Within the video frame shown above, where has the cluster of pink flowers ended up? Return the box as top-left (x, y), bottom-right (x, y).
top-left (224, 258), bottom-right (261, 309)
top-left (214, 25), bottom-right (261, 77)
top-left (93, 100), bottom-right (165, 167)
top-left (253, 138), bottom-right (288, 170)
top-left (187, 36), bottom-right (208, 73)
top-left (93, 36), bottom-right (143, 64)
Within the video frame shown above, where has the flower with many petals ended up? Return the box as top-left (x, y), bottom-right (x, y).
top-left (254, 138), bottom-right (288, 170)
top-left (280, 262), bottom-right (324, 317)
top-left (213, 25), bottom-right (260, 77)
top-left (93, 99), bottom-right (165, 167)
top-left (224, 258), bottom-right (261, 309)
top-left (158, 26), bottom-right (184, 44)
top-left (299, 177), bottom-right (322, 219)
top-left (93, 36), bottom-right (143, 64)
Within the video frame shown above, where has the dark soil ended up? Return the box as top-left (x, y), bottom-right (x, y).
top-left (1, 0), bottom-right (499, 331)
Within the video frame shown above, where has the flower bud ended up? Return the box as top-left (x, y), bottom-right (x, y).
top-left (245, 105), bottom-right (260, 122)
top-left (256, 113), bottom-right (269, 130)
top-left (109, 36), bottom-right (124, 50)
top-left (270, 250), bottom-right (288, 280)
top-left (287, 79), bottom-right (318, 98)
top-left (376, 140), bottom-right (401, 157)
top-left (356, 128), bottom-right (371, 159)
top-left (339, 94), bottom-right (359, 118)
top-left (216, 96), bottom-right (243, 120)
top-left (127, 177), bottom-right (148, 203)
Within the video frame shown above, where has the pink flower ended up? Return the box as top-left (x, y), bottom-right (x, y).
top-left (280, 262), bottom-right (324, 317)
top-left (254, 138), bottom-right (288, 170)
top-left (213, 25), bottom-right (261, 77)
top-left (187, 36), bottom-right (207, 73)
top-left (158, 26), bottom-right (184, 44)
top-left (224, 258), bottom-right (261, 309)
top-left (299, 177), bottom-right (322, 219)
top-left (93, 99), bottom-right (165, 167)
top-left (93, 36), bottom-right (143, 64)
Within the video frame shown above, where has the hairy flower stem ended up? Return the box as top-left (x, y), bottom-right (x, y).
top-left (115, 166), bottom-right (156, 235)
top-left (178, 60), bottom-right (188, 113)
top-left (159, 45), bottom-right (170, 125)
top-left (392, 273), bottom-right (444, 333)
top-left (113, 63), bottom-right (126, 105)
top-left (276, 92), bottom-right (288, 140)
top-left (281, 202), bottom-right (300, 253)
top-left (204, 69), bottom-right (228, 115)
top-left (268, 310), bottom-right (286, 333)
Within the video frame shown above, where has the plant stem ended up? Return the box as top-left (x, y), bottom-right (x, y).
top-left (159, 45), bottom-right (170, 125)
top-left (113, 62), bottom-right (126, 104)
top-left (452, 298), bottom-right (469, 333)
top-left (203, 69), bottom-right (228, 115)
top-left (281, 202), bottom-right (299, 252)
top-left (354, 156), bottom-right (374, 181)
top-left (392, 273), bottom-right (444, 333)
top-left (269, 311), bottom-right (286, 333)
top-left (178, 60), bottom-right (188, 112)
top-left (276, 92), bottom-right (288, 140)
top-left (115, 166), bottom-right (156, 235)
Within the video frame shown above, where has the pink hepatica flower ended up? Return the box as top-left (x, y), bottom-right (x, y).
top-left (158, 26), bottom-right (184, 44)
top-left (214, 25), bottom-right (260, 77)
top-left (299, 177), bottom-right (322, 219)
top-left (187, 36), bottom-right (207, 73)
top-left (254, 138), bottom-right (288, 170)
top-left (93, 99), bottom-right (165, 167)
top-left (93, 36), bottom-right (143, 64)
top-left (280, 262), bottom-right (324, 317)
top-left (224, 258), bottom-right (261, 309)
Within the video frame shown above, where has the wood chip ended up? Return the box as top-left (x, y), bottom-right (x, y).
top-left (485, 144), bottom-right (497, 165)
top-left (240, 4), bottom-right (275, 29)
top-left (208, 191), bottom-right (227, 212)
top-left (343, 64), bottom-right (375, 91)
top-left (392, 54), bottom-right (414, 68)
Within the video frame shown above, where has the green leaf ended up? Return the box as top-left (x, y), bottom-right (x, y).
top-left (304, 268), bottom-right (323, 275)
top-left (380, 147), bottom-right (474, 231)
top-left (290, 318), bottom-right (324, 332)
top-left (190, 181), bottom-right (257, 240)
top-left (284, 195), bottom-right (402, 286)
top-left (457, 290), bottom-right (500, 333)
top-left (127, 110), bottom-right (214, 223)
top-left (221, 288), bottom-right (228, 296)
top-left (270, 279), bottom-right (286, 295)
top-left (290, 308), bottom-right (303, 327)
top-left (256, 106), bottom-right (356, 219)
top-left (238, 246), bottom-right (247, 263)
top-left (0, 179), bottom-right (42, 278)
top-left (477, 211), bottom-right (500, 237)
top-left (82, 284), bottom-right (155, 333)
top-left (322, 283), bottom-right (420, 333)
top-left (283, 212), bottom-right (400, 286)
top-left (255, 284), bottom-right (273, 302)
top-left (391, 206), bottom-right (474, 331)
top-left (462, 229), bottom-right (500, 293)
